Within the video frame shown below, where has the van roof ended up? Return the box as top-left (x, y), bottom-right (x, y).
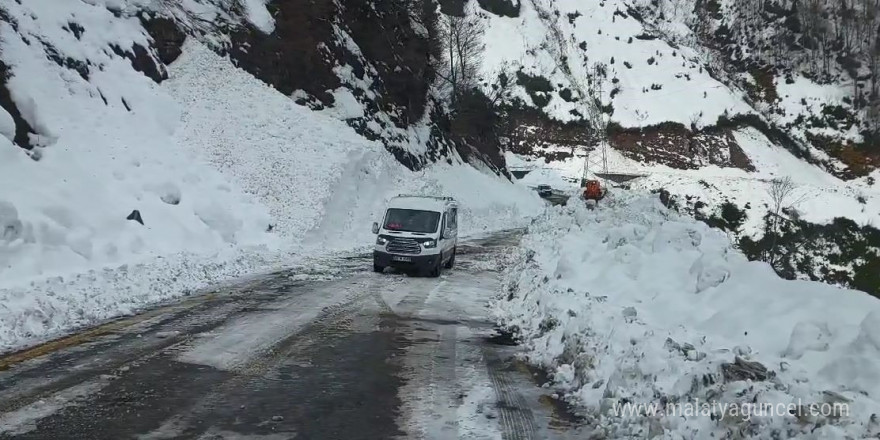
top-left (387, 195), bottom-right (456, 212)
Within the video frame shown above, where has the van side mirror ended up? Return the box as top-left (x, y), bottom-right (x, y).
top-left (372, 222), bottom-right (379, 234)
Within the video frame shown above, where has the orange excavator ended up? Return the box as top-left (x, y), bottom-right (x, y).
top-left (581, 179), bottom-right (605, 203)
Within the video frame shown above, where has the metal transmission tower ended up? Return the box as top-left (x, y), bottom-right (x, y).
top-left (582, 139), bottom-right (609, 187)
top-left (580, 66), bottom-right (610, 187)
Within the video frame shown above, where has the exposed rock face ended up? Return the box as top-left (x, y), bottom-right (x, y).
top-left (477, 0), bottom-right (521, 18)
top-left (222, 0), bottom-right (506, 173)
top-left (0, 60), bottom-right (37, 150)
top-left (139, 14), bottom-right (187, 66)
top-left (499, 107), bottom-right (755, 171)
top-left (503, 107), bottom-right (590, 162)
top-left (609, 122), bottom-right (755, 171)
top-left (227, 0), bottom-right (340, 106)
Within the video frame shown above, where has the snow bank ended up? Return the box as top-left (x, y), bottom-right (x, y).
top-left (496, 192), bottom-right (880, 438)
top-left (0, 4), bottom-right (276, 289)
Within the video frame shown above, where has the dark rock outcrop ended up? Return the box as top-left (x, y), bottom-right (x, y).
top-left (0, 50), bottom-right (38, 150)
top-left (126, 209), bottom-right (144, 225)
top-left (721, 356), bottom-right (773, 382)
top-left (110, 43), bottom-right (167, 83)
top-left (227, 0), bottom-right (340, 106)
top-left (609, 121), bottom-right (755, 171)
top-left (139, 13), bottom-right (187, 65)
top-left (477, 0), bottom-right (521, 17)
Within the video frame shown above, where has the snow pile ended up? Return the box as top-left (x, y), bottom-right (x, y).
top-left (496, 192), bottom-right (880, 438)
top-left (0, 2), bottom-right (277, 289)
top-left (164, 41), bottom-right (380, 239)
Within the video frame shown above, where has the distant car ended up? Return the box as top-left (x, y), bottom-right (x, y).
top-left (536, 184), bottom-right (552, 197)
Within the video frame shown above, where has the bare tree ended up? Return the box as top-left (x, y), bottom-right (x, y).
top-left (486, 65), bottom-right (515, 106)
top-left (765, 176), bottom-right (805, 265)
top-left (870, 31), bottom-right (880, 109)
top-left (435, 14), bottom-right (485, 104)
top-left (868, 99), bottom-right (880, 137)
top-left (768, 176), bottom-right (799, 219)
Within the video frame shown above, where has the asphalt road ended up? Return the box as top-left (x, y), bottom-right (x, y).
top-left (0, 231), bottom-right (585, 440)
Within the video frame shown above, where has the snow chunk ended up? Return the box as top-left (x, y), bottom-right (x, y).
top-left (195, 200), bottom-right (242, 244)
top-left (783, 321), bottom-right (831, 360)
top-left (330, 88), bottom-right (365, 119)
top-left (820, 310), bottom-right (880, 399)
top-left (241, 0), bottom-right (275, 34)
top-left (0, 201), bottom-right (23, 243)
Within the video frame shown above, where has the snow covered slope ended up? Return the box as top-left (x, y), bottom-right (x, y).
top-left (509, 127), bottom-right (880, 237)
top-left (497, 193), bottom-right (880, 438)
top-left (476, 0), bottom-right (878, 178)
top-left (475, 0), bottom-right (879, 291)
top-left (0, 4), bottom-right (542, 353)
top-left (479, 0), bottom-right (751, 128)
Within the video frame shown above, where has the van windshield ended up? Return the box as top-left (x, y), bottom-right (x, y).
top-left (383, 209), bottom-right (440, 233)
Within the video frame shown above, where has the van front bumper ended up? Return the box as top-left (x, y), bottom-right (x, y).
top-left (373, 251), bottom-right (439, 270)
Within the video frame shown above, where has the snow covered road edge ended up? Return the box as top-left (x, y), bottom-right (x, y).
top-left (494, 193), bottom-right (880, 438)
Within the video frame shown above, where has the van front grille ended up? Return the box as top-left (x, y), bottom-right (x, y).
top-left (386, 238), bottom-right (421, 255)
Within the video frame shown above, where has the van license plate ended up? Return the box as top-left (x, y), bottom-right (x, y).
top-left (392, 256), bottom-right (412, 262)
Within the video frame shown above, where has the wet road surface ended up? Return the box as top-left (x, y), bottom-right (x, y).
top-left (0, 231), bottom-right (586, 439)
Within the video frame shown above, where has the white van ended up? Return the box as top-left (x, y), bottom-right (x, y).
top-left (371, 195), bottom-right (458, 277)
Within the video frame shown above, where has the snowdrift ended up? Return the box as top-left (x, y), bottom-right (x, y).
top-left (0, 33), bottom-right (541, 352)
top-left (496, 192), bottom-right (880, 438)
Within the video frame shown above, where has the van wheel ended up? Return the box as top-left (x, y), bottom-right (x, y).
top-left (428, 257), bottom-right (442, 278)
top-left (373, 263), bottom-right (385, 273)
top-left (444, 247), bottom-right (456, 269)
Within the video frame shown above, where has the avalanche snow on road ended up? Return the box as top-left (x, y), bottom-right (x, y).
top-left (0, 231), bottom-right (585, 440)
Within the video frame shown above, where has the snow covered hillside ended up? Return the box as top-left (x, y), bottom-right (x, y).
top-left (474, 0), bottom-right (878, 177)
top-left (471, 0), bottom-right (880, 185)
top-left (0, 1), bottom-right (542, 352)
top-left (497, 193), bottom-right (880, 438)
top-left (468, 0), bottom-right (879, 290)
top-left (480, 0), bottom-right (750, 128)
top-left (509, 129), bottom-right (880, 237)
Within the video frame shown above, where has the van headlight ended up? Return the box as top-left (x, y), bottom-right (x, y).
top-left (376, 236), bottom-right (388, 245)
top-left (423, 240), bottom-right (437, 248)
